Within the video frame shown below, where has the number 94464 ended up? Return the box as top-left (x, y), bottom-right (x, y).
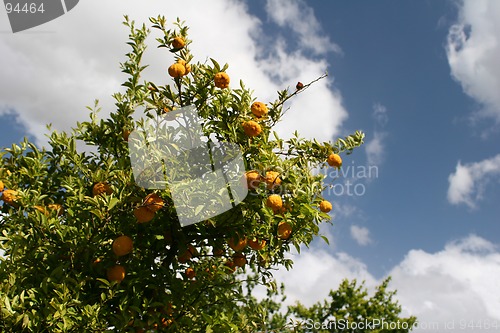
top-left (5, 2), bottom-right (45, 14)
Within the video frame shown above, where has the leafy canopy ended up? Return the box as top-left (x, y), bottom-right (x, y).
top-left (0, 16), bottom-right (387, 333)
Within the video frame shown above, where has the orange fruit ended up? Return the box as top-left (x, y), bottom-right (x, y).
top-left (168, 62), bottom-right (186, 78)
top-left (92, 258), bottom-right (103, 265)
top-left (161, 318), bottom-right (174, 327)
top-left (232, 253), bottom-right (247, 267)
top-left (177, 59), bottom-right (191, 74)
top-left (228, 236), bottom-right (247, 252)
top-left (224, 260), bottom-right (236, 274)
top-left (264, 171), bottom-right (281, 189)
top-left (242, 120), bottom-right (262, 137)
top-left (165, 302), bottom-right (174, 316)
top-left (34, 205), bottom-right (48, 215)
top-left (245, 170), bottom-right (261, 189)
top-left (93, 182), bottom-right (113, 196)
top-left (2, 189), bottom-right (18, 206)
top-left (122, 129), bottom-right (131, 142)
top-left (212, 247), bottom-right (224, 257)
top-left (185, 267), bottom-right (196, 279)
top-left (34, 204), bottom-right (64, 216)
top-left (112, 235), bottom-right (133, 256)
top-left (266, 194), bottom-right (283, 213)
top-left (48, 203), bottom-right (64, 216)
top-left (214, 72), bottom-right (230, 89)
top-left (172, 36), bottom-right (185, 49)
top-left (107, 265), bottom-right (126, 282)
top-left (143, 193), bottom-right (164, 212)
top-left (278, 203), bottom-right (291, 214)
top-left (178, 244), bottom-right (196, 263)
top-left (319, 200), bottom-right (333, 213)
top-left (327, 153), bottom-right (342, 169)
top-left (134, 206), bottom-right (155, 223)
top-left (178, 250), bottom-right (192, 263)
top-left (248, 238), bottom-right (266, 251)
top-left (251, 101), bottom-right (268, 118)
top-left (277, 221), bottom-right (292, 240)
top-left (0, 180), bottom-right (4, 192)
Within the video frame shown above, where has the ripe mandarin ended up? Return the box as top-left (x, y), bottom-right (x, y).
top-left (245, 170), bottom-right (261, 189)
top-left (319, 200), bottom-right (333, 213)
top-left (172, 36), bottom-right (185, 49)
top-left (327, 153), bottom-right (342, 169)
top-left (251, 101), bottom-right (268, 118)
top-left (134, 206), bottom-right (155, 223)
top-left (214, 72), bottom-right (230, 88)
top-left (112, 235), bottom-right (133, 256)
top-left (277, 221), bottom-right (292, 240)
top-left (242, 120), bottom-right (262, 137)
top-left (93, 182), bottom-right (113, 196)
top-left (107, 265), bottom-right (126, 282)
top-left (266, 194), bottom-right (283, 213)
top-left (264, 171), bottom-right (281, 189)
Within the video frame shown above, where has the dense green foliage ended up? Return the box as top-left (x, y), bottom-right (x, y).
top-left (0, 16), bottom-right (413, 332)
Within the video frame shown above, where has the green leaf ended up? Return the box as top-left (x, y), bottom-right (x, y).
top-left (107, 197), bottom-right (120, 211)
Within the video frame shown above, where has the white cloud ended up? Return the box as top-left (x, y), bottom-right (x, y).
top-left (446, 0), bottom-right (500, 122)
top-left (372, 103), bottom-right (388, 127)
top-left (268, 234), bottom-right (500, 330)
top-left (265, 0), bottom-right (341, 56)
top-left (270, 248), bottom-right (377, 308)
top-left (365, 132), bottom-right (386, 166)
top-left (365, 103), bottom-right (388, 166)
top-left (0, 0), bottom-right (347, 147)
top-left (350, 225), bottom-right (372, 246)
top-left (390, 235), bottom-right (500, 330)
top-left (447, 154), bottom-right (500, 208)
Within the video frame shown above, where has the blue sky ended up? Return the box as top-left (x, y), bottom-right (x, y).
top-left (2, 0), bottom-right (500, 329)
top-left (295, 0), bottom-right (500, 273)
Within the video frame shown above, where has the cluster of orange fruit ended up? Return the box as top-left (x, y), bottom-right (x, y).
top-left (211, 70), bottom-right (267, 138)
top-left (241, 153), bottom-right (342, 244)
top-left (1, 178), bottom-right (66, 216)
top-left (133, 192), bottom-right (164, 223)
top-left (242, 101), bottom-right (269, 137)
top-left (167, 36), bottom-right (190, 79)
top-left (106, 235), bottom-right (134, 283)
top-left (168, 59), bottom-right (191, 78)
top-left (1, 172), bottom-right (17, 207)
top-left (91, 182), bottom-right (166, 283)
top-left (222, 236), bottom-right (266, 273)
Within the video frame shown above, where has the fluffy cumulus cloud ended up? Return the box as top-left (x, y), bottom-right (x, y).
top-left (0, 0), bottom-right (348, 146)
top-left (265, 0), bottom-right (341, 56)
top-left (390, 235), bottom-right (500, 331)
top-left (270, 248), bottom-right (377, 309)
top-left (446, 0), bottom-right (500, 121)
top-left (447, 154), bottom-right (500, 208)
top-left (350, 225), bottom-right (373, 246)
top-left (269, 234), bottom-right (500, 330)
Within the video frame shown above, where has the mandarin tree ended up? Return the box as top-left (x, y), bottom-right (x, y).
top-left (0, 16), bottom-right (364, 332)
top-left (226, 277), bottom-right (417, 332)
